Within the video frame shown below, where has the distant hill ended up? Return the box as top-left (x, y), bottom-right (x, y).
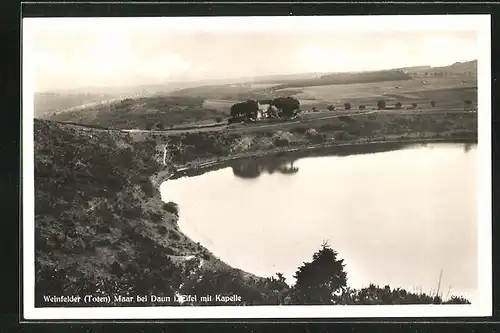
top-left (406, 60), bottom-right (477, 77)
top-left (34, 92), bottom-right (120, 118)
top-left (269, 70), bottom-right (413, 90)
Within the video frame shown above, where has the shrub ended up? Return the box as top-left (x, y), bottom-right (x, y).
top-left (169, 232), bottom-right (181, 241)
top-left (140, 181), bottom-right (155, 198)
top-left (327, 105), bottom-right (335, 111)
top-left (430, 100), bottom-right (436, 107)
top-left (157, 225), bottom-right (168, 236)
top-left (344, 103), bottom-right (351, 110)
top-left (377, 100), bottom-right (386, 110)
top-left (411, 103), bottom-right (418, 108)
top-left (215, 117), bottom-right (223, 123)
top-left (272, 131), bottom-right (294, 147)
top-left (305, 128), bottom-right (318, 138)
top-left (122, 205), bottom-right (143, 219)
top-left (149, 212), bottom-right (163, 223)
top-left (395, 102), bottom-right (402, 109)
top-left (291, 127), bottom-right (308, 134)
top-left (334, 131), bottom-right (350, 141)
top-left (359, 105), bottom-right (366, 110)
top-left (163, 202), bottom-right (179, 215)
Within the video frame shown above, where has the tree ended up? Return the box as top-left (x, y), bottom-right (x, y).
top-left (312, 107), bottom-right (317, 112)
top-left (215, 117), bottom-right (223, 123)
top-left (291, 242), bottom-right (347, 304)
top-left (359, 105), bottom-right (366, 110)
top-left (327, 105), bottom-right (335, 111)
top-left (344, 102), bottom-right (351, 110)
top-left (464, 100), bottom-right (473, 113)
top-left (271, 97), bottom-right (300, 119)
top-left (377, 100), bottom-right (386, 110)
top-left (230, 100), bottom-right (259, 120)
top-left (395, 102), bottom-right (402, 109)
top-left (155, 123), bottom-right (164, 130)
top-left (145, 122), bottom-right (154, 131)
top-left (430, 100), bottom-right (436, 107)
top-left (411, 103), bottom-right (418, 109)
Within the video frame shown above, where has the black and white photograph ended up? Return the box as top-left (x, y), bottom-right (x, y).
top-left (22, 14), bottom-right (492, 320)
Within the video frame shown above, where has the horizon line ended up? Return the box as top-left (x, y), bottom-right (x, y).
top-left (34, 58), bottom-right (478, 94)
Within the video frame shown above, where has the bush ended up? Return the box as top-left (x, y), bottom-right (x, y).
top-left (215, 117), bottom-right (223, 123)
top-left (157, 225), bottom-right (168, 236)
top-left (163, 202), bottom-right (179, 215)
top-left (305, 129), bottom-right (326, 143)
top-left (430, 100), bottom-right (436, 107)
top-left (149, 212), bottom-right (163, 223)
top-left (291, 127), bottom-right (308, 134)
top-left (359, 105), bottom-right (366, 110)
top-left (327, 105), bottom-right (335, 111)
top-left (334, 131), bottom-right (350, 141)
top-left (272, 131), bottom-right (294, 147)
top-left (344, 103), bottom-right (351, 110)
top-left (377, 100), bottom-right (386, 110)
top-left (395, 102), bottom-right (402, 109)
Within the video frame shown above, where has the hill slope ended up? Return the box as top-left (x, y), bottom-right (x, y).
top-left (34, 119), bottom-right (271, 306)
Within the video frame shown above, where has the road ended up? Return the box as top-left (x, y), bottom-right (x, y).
top-left (121, 107), bottom-right (474, 135)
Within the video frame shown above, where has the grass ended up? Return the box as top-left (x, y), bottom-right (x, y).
top-left (47, 95), bottom-right (229, 130)
top-left (280, 77), bottom-right (477, 108)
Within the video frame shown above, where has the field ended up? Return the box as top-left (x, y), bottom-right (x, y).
top-left (276, 77), bottom-right (477, 110)
top-left (40, 59), bottom-right (478, 134)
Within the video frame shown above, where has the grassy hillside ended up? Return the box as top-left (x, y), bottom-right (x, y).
top-left (46, 95), bottom-right (228, 130)
top-left (34, 119), bottom-right (280, 307)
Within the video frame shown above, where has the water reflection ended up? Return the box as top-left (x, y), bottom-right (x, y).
top-left (231, 157), bottom-right (299, 179)
top-left (161, 143), bottom-right (478, 303)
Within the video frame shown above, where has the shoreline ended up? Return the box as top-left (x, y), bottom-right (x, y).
top-left (162, 134), bottom-right (477, 183)
top-left (157, 132), bottom-right (476, 306)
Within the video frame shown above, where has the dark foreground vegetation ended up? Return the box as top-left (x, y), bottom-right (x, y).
top-left (34, 111), bottom-right (476, 307)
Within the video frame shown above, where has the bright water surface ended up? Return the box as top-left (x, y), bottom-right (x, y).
top-left (160, 143), bottom-right (478, 302)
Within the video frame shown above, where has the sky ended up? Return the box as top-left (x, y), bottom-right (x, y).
top-left (23, 16), bottom-right (484, 92)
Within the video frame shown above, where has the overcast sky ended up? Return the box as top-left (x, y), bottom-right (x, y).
top-left (23, 16), bottom-right (483, 92)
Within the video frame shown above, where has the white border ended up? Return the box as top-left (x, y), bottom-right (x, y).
top-left (22, 15), bottom-right (492, 320)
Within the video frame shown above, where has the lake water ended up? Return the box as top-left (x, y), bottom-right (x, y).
top-left (160, 143), bottom-right (478, 302)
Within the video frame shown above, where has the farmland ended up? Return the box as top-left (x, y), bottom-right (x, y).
top-left (273, 76), bottom-right (477, 111)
